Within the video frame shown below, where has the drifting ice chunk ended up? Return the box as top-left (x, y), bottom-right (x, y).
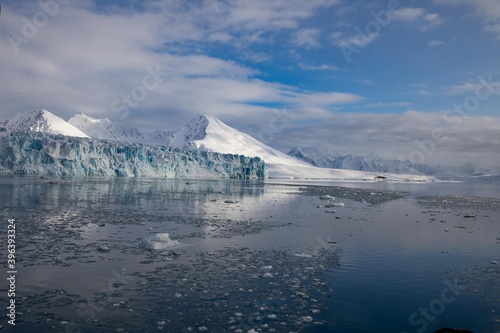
top-left (140, 233), bottom-right (180, 251)
top-left (320, 195), bottom-right (335, 200)
top-left (295, 252), bottom-right (312, 258)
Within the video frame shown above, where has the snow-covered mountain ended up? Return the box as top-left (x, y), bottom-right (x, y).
top-left (6, 109), bottom-right (89, 138)
top-left (287, 147), bottom-right (495, 179)
top-left (288, 148), bottom-right (432, 174)
top-left (1, 110), bottom-right (434, 181)
top-left (164, 116), bottom-right (432, 181)
top-left (68, 113), bottom-right (172, 145)
top-left (168, 116), bottom-right (312, 166)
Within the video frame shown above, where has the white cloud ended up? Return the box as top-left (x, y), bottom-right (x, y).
top-left (392, 8), bottom-right (445, 31)
top-left (206, 0), bottom-right (340, 35)
top-left (418, 89), bottom-right (433, 96)
top-left (290, 28), bottom-right (322, 48)
top-left (0, 1), bottom-right (358, 130)
top-left (485, 23), bottom-right (500, 39)
top-left (442, 75), bottom-right (500, 95)
top-left (331, 31), bottom-right (379, 48)
top-left (428, 39), bottom-right (445, 47)
top-left (435, 0), bottom-right (500, 38)
top-left (366, 102), bottom-right (411, 108)
top-left (435, 0), bottom-right (500, 21)
top-left (299, 64), bottom-right (340, 71)
top-left (356, 79), bottom-right (374, 85)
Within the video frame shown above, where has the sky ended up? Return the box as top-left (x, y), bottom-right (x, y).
top-left (0, 0), bottom-right (499, 167)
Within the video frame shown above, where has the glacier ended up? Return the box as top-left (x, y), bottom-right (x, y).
top-left (0, 132), bottom-right (267, 179)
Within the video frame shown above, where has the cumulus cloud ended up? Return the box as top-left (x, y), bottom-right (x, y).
top-left (392, 7), bottom-right (445, 31)
top-left (484, 23), bottom-right (500, 39)
top-left (290, 28), bottom-right (322, 48)
top-left (299, 64), bottom-right (340, 71)
top-left (365, 102), bottom-right (411, 108)
top-left (435, 0), bottom-right (500, 21)
top-left (441, 74), bottom-right (500, 95)
top-left (435, 0), bottom-right (500, 38)
top-left (331, 30), bottom-right (379, 49)
top-left (428, 39), bottom-right (445, 47)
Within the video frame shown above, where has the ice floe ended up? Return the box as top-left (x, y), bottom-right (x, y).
top-left (139, 233), bottom-right (180, 251)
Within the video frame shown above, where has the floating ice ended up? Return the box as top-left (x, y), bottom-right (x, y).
top-left (224, 200), bottom-right (240, 204)
top-left (295, 253), bottom-right (312, 258)
top-left (140, 233), bottom-right (180, 251)
top-left (319, 195), bottom-right (335, 200)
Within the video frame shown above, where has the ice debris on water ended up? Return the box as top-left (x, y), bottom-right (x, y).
top-left (224, 200), bottom-right (240, 204)
top-left (139, 233), bottom-right (180, 251)
top-left (96, 245), bottom-right (110, 252)
top-left (320, 195), bottom-right (335, 200)
top-left (295, 252), bottom-right (312, 258)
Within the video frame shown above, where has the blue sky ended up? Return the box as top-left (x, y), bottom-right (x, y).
top-left (1, 0), bottom-right (499, 166)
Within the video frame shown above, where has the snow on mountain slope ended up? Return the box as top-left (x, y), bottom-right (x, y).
top-left (6, 109), bottom-right (89, 138)
top-left (69, 114), bottom-right (144, 142)
top-left (170, 116), bottom-right (433, 181)
top-left (169, 116), bottom-right (313, 167)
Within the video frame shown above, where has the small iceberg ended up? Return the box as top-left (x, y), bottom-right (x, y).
top-left (140, 233), bottom-right (180, 251)
top-left (320, 195), bottom-right (335, 200)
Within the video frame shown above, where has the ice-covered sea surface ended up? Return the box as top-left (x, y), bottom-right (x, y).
top-left (0, 176), bottom-right (499, 333)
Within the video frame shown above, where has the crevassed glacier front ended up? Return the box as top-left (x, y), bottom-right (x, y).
top-left (0, 132), bottom-right (267, 179)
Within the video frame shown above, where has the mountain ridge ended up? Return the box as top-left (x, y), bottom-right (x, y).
top-left (2, 109), bottom-right (435, 181)
top-left (287, 146), bottom-right (496, 179)
top-left (6, 109), bottom-right (89, 138)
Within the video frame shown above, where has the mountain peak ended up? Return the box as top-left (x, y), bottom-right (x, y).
top-left (168, 115), bottom-right (212, 148)
top-left (7, 109), bottom-right (89, 138)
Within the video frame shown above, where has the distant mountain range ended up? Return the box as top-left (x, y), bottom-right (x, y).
top-left (287, 147), bottom-right (499, 180)
top-left (0, 109), bottom-right (456, 181)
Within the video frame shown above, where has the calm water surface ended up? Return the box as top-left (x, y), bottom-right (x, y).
top-left (0, 176), bottom-right (498, 333)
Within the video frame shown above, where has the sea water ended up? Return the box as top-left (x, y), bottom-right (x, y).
top-left (0, 176), bottom-right (498, 333)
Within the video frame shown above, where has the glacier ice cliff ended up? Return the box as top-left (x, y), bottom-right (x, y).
top-left (0, 132), bottom-right (267, 179)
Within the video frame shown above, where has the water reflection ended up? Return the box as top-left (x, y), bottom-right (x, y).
top-left (0, 176), bottom-right (267, 209)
